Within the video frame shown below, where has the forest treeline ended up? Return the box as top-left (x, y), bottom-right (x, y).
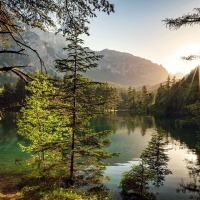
top-left (0, 72), bottom-right (155, 114)
top-left (153, 67), bottom-right (200, 127)
top-left (1, 66), bottom-right (199, 127)
top-left (0, 1), bottom-right (200, 198)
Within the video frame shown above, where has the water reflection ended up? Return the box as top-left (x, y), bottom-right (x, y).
top-left (141, 128), bottom-right (172, 188)
top-left (177, 156), bottom-right (200, 199)
top-left (119, 159), bottom-right (157, 200)
top-left (0, 112), bottom-right (200, 200)
top-left (118, 128), bottom-right (172, 200)
top-left (0, 113), bottom-right (29, 167)
top-left (90, 112), bottom-right (156, 136)
top-left (155, 116), bottom-right (198, 150)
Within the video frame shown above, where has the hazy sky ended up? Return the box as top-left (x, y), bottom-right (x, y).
top-left (81, 0), bottom-right (200, 74)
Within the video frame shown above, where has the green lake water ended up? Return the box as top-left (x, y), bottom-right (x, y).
top-left (0, 112), bottom-right (199, 199)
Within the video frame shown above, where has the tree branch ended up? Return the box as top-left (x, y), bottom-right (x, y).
top-left (0, 66), bottom-right (34, 82)
top-left (0, 49), bottom-right (26, 55)
top-left (163, 8), bottom-right (200, 29)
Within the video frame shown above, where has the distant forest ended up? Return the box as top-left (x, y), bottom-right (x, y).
top-left (1, 67), bottom-right (199, 127)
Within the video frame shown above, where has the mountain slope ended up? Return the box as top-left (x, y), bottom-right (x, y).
top-left (1, 28), bottom-right (168, 86)
top-left (86, 49), bottom-right (168, 86)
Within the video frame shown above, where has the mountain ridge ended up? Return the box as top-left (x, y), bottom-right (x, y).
top-left (87, 48), bottom-right (169, 86)
top-left (1, 28), bottom-right (169, 86)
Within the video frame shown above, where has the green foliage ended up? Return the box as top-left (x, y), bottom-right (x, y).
top-left (126, 86), bottom-right (137, 112)
top-left (176, 101), bottom-right (200, 128)
top-left (153, 68), bottom-right (200, 152)
top-left (153, 67), bottom-right (200, 117)
top-left (120, 162), bottom-right (156, 192)
top-left (40, 187), bottom-right (112, 200)
top-left (125, 86), bottom-right (155, 114)
top-left (55, 34), bottom-right (119, 186)
top-left (17, 75), bottom-right (71, 174)
top-left (42, 188), bottom-right (93, 200)
top-left (176, 101), bottom-right (200, 152)
top-left (96, 82), bottom-right (122, 112)
top-left (119, 128), bottom-right (171, 199)
top-left (119, 161), bottom-right (156, 200)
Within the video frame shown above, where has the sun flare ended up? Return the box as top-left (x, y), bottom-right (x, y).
top-left (163, 43), bottom-right (200, 74)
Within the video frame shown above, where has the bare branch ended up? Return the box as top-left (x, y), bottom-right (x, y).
top-left (0, 49), bottom-right (26, 55)
top-left (0, 65), bottom-right (29, 72)
top-left (12, 68), bottom-right (34, 82)
top-left (3, 23), bottom-right (46, 73)
top-left (0, 66), bottom-right (34, 82)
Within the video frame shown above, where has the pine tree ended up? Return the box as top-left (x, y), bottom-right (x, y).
top-left (126, 86), bottom-right (137, 112)
top-left (55, 33), bottom-right (118, 185)
top-left (172, 76), bottom-right (176, 85)
top-left (97, 82), bottom-right (112, 112)
top-left (141, 85), bottom-right (148, 114)
top-left (14, 78), bottom-right (26, 107)
top-left (165, 76), bottom-right (171, 93)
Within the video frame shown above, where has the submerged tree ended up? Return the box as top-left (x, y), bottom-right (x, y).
top-left (141, 128), bottom-right (172, 187)
top-left (119, 160), bottom-right (156, 200)
top-left (55, 33), bottom-right (118, 186)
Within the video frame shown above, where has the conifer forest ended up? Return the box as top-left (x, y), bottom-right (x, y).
top-left (0, 1), bottom-right (200, 200)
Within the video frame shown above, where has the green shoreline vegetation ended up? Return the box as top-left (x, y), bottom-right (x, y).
top-left (0, 1), bottom-right (200, 199)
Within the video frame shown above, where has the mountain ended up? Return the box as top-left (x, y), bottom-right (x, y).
top-left (0, 27), bottom-right (169, 86)
top-left (0, 26), bottom-right (67, 77)
top-left (87, 49), bottom-right (169, 86)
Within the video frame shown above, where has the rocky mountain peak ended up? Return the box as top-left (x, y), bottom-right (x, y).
top-left (0, 29), bottom-right (169, 86)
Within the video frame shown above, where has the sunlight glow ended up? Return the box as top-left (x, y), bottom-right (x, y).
top-left (185, 67), bottom-right (198, 101)
top-left (162, 43), bottom-right (200, 74)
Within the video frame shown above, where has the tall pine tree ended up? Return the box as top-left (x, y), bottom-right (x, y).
top-left (55, 33), bottom-right (118, 185)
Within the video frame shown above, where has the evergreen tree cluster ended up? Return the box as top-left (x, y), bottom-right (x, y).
top-left (153, 67), bottom-right (200, 118)
top-left (0, 76), bottom-right (157, 114)
top-left (14, 33), bottom-right (120, 199)
top-left (125, 86), bottom-right (155, 114)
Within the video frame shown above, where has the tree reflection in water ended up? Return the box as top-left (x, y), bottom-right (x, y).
top-left (119, 128), bottom-right (172, 199)
top-left (177, 158), bottom-right (200, 199)
top-left (141, 128), bottom-right (172, 187)
top-left (119, 160), bottom-right (157, 200)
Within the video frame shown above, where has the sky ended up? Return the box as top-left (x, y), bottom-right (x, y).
top-left (81, 0), bottom-right (200, 74)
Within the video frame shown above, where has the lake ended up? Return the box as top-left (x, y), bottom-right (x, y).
top-left (0, 112), bottom-right (199, 199)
